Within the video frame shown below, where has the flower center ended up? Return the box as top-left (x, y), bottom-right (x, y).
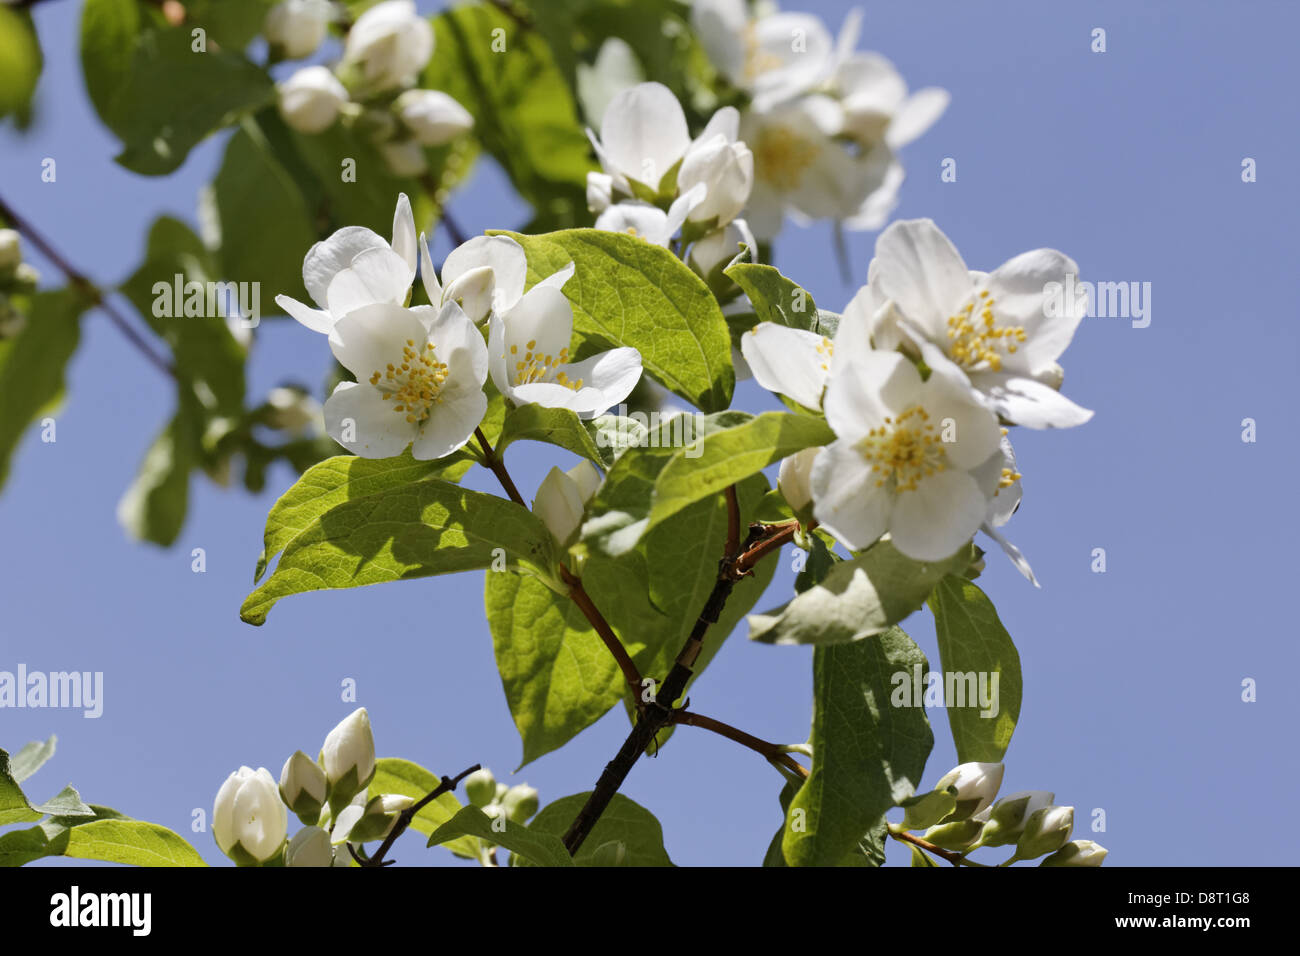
top-left (945, 290), bottom-right (1027, 372)
top-left (368, 338), bottom-right (448, 425)
top-left (815, 335), bottom-right (833, 371)
top-left (510, 340), bottom-right (582, 391)
top-left (854, 405), bottom-right (948, 494)
top-left (755, 126), bottom-right (820, 191)
top-left (742, 25), bottom-right (786, 83)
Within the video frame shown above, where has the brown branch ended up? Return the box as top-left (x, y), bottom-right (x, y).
top-left (474, 427), bottom-right (525, 505)
top-left (0, 193), bottom-right (176, 379)
top-left (888, 829), bottom-right (989, 868)
top-left (671, 710), bottom-right (808, 779)
top-left (561, 565), bottom-right (642, 697)
top-left (724, 485), bottom-right (741, 558)
top-left (362, 763), bottom-right (482, 867)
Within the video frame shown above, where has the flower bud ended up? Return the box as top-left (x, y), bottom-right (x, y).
top-left (285, 825), bottom-right (334, 867)
top-left (440, 265), bottom-right (495, 324)
top-left (1014, 805), bottom-right (1074, 860)
top-left (380, 139), bottom-right (428, 177)
top-left (533, 460), bottom-right (602, 546)
top-left (0, 229), bottom-right (21, 272)
top-left (586, 172), bottom-right (615, 214)
top-left (342, 0), bottom-right (434, 92)
top-left (463, 768), bottom-right (497, 808)
top-left (213, 766), bottom-right (288, 865)
top-left (678, 137), bottom-right (754, 225)
top-left (346, 793), bottom-right (415, 843)
top-left (320, 707), bottom-right (376, 811)
top-left (279, 750), bottom-right (328, 825)
top-left (395, 89), bottom-right (473, 147)
top-left (934, 761), bottom-right (1004, 821)
top-left (265, 386), bottom-right (322, 435)
top-left (500, 784), bottom-right (539, 824)
top-left (974, 790), bottom-right (1054, 848)
top-left (264, 0), bottom-right (330, 59)
top-left (10, 262), bottom-right (38, 293)
top-left (777, 447), bottom-right (820, 516)
top-left (278, 66), bottom-right (348, 134)
top-left (590, 839), bottom-right (629, 866)
top-left (689, 218), bottom-right (755, 279)
top-left (1040, 839), bottom-right (1107, 867)
top-left (493, 782), bottom-right (509, 804)
top-left (922, 817), bottom-right (983, 851)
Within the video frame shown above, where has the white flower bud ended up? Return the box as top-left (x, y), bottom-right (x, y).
top-left (379, 139), bottom-right (428, 177)
top-left (343, 0), bottom-right (434, 92)
top-left (586, 172), bottom-right (615, 214)
top-left (320, 707), bottom-right (376, 808)
top-left (533, 461), bottom-right (602, 545)
top-left (500, 783), bottom-right (539, 824)
top-left (1015, 804), bottom-right (1075, 860)
top-left (777, 446), bottom-right (820, 514)
top-left (975, 790), bottom-right (1055, 847)
top-left (279, 750), bottom-right (328, 821)
top-left (677, 137), bottom-right (754, 225)
top-left (395, 89), bottom-right (473, 147)
top-left (463, 768), bottom-right (497, 808)
top-left (440, 265), bottom-right (495, 324)
top-left (0, 229), bottom-right (21, 272)
top-left (689, 218), bottom-right (755, 278)
top-left (213, 766), bottom-right (288, 864)
top-left (265, 386), bottom-right (322, 435)
top-left (934, 761), bottom-right (1004, 820)
top-left (264, 0), bottom-right (330, 59)
top-left (285, 825), bottom-right (335, 866)
top-left (1040, 838), bottom-right (1107, 867)
top-left (278, 66), bottom-right (348, 134)
top-left (346, 793), bottom-right (415, 843)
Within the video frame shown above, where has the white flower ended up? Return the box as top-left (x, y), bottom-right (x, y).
top-left (325, 300), bottom-right (488, 459)
top-left (593, 184), bottom-right (706, 247)
top-left (870, 219), bottom-right (1092, 429)
top-left (934, 761), bottom-right (1005, 818)
top-left (276, 193), bottom-right (418, 334)
top-left (285, 826), bottom-right (335, 867)
top-left (533, 460), bottom-right (602, 545)
top-left (345, 793), bottom-right (416, 842)
top-left (741, 96), bottom-right (893, 239)
top-left (330, 803), bottom-right (365, 845)
top-left (320, 708), bottom-right (377, 798)
top-left (690, 0), bottom-right (837, 110)
top-left (831, 52), bottom-right (949, 153)
top-left (970, 433), bottom-right (1038, 587)
top-left (577, 37), bottom-right (645, 128)
top-left (418, 233), bottom-right (574, 324)
top-left (395, 89), bottom-right (473, 146)
top-left (264, 0), bottom-right (331, 59)
top-left (213, 766), bottom-right (288, 863)
top-left (379, 139), bottom-right (428, 177)
top-left (342, 0), bottom-right (433, 91)
top-left (810, 349), bottom-right (1001, 560)
top-left (586, 172), bottom-right (615, 214)
top-left (777, 447), bottom-right (820, 513)
top-left (689, 218), bottom-right (757, 277)
top-left (1041, 839), bottom-right (1108, 867)
top-left (740, 322), bottom-right (837, 411)
top-left (278, 65), bottom-right (349, 135)
top-left (488, 284), bottom-right (641, 419)
top-left (588, 81), bottom-right (692, 196)
top-left (279, 750), bottom-right (328, 818)
top-left (676, 107), bottom-right (754, 226)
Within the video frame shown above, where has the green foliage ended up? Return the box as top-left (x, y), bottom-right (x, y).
top-left (725, 261), bottom-right (826, 333)
top-left (928, 576), bottom-right (1023, 763)
top-left (427, 806), bottom-right (573, 867)
top-left (0, 6), bottom-right (42, 123)
top-left (779, 628), bottom-right (934, 866)
top-left (242, 478), bottom-right (557, 624)
top-left (518, 792), bottom-right (672, 866)
top-left (369, 758), bottom-right (478, 859)
top-left (0, 289), bottom-right (85, 491)
top-left (748, 541), bottom-right (975, 646)
top-left (497, 404), bottom-right (609, 468)
top-left (499, 229), bottom-right (734, 413)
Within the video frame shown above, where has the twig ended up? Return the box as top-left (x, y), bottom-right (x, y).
top-left (362, 763), bottom-right (482, 867)
top-left (888, 829), bottom-right (989, 868)
top-left (474, 427), bottom-right (525, 505)
top-left (724, 485), bottom-right (741, 558)
top-left (0, 194), bottom-right (176, 379)
top-left (671, 710), bottom-right (808, 779)
top-left (561, 565), bottom-right (643, 699)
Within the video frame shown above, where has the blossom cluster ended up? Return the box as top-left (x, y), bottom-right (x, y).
top-left (270, 0), bottom-right (473, 176)
top-left (750, 219), bottom-right (1091, 578)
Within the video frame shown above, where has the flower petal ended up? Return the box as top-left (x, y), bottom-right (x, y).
top-left (324, 381), bottom-right (416, 458)
top-left (391, 193), bottom-right (418, 274)
top-left (412, 388), bottom-right (486, 460)
top-left (888, 469), bottom-right (985, 561)
top-left (302, 226), bottom-right (389, 309)
top-left (277, 294), bottom-right (334, 334)
top-left (418, 232), bottom-right (441, 305)
top-left (822, 348), bottom-right (920, 442)
top-left (442, 235), bottom-right (528, 313)
top-left (970, 372), bottom-right (1094, 429)
top-left (325, 246), bottom-right (413, 318)
top-left (329, 302), bottom-right (428, 379)
top-left (873, 218), bottom-right (972, 338)
top-left (599, 81), bottom-right (690, 189)
top-left (810, 438), bottom-right (892, 551)
top-left (739, 324), bottom-right (831, 410)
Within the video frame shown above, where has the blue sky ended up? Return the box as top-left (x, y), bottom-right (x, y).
top-left (2, 0), bottom-right (1296, 866)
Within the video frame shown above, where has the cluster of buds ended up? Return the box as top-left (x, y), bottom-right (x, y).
top-left (897, 761), bottom-right (1108, 867)
top-left (271, 0), bottom-right (473, 177)
top-left (0, 228), bottom-right (39, 338)
top-left (463, 767), bottom-right (539, 827)
top-left (213, 707), bottom-right (419, 866)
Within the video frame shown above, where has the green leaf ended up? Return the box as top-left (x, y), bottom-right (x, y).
top-left (0, 7), bottom-right (41, 121)
top-left (911, 844), bottom-right (940, 867)
top-left (486, 572), bottom-right (624, 767)
top-left (79, 0), bottom-right (141, 131)
top-left (61, 819), bottom-right (206, 867)
top-left (368, 758), bottom-right (477, 859)
top-left (499, 229), bottom-right (734, 413)
top-left (645, 411), bottom-right (833, 533)
top-left (427, 806), bottom-right (573, 867)
top-left (116, 398), bottom-right (198, 547)
top-left (516, 793), bottom-right (672, 866)
top-left (0, 805), bottom-right (128, 867)
top-left (928, 576), bottom-right (1023, 763)
top-left (242, 479), bottom-right (556, 625)
top-left (254, 451), bottom-right (473, 582)
top-left (185, 0), bottom-right (277, 50)
top-left (110, 28), bottom-right (274, 175)
top-left (748, 541), bottom-right (975, 646)
top-left (29, 784), bottom-right (93, 819)
top-left (724, 261), bottom-right (824, 333)
top-left (497, 404), bottom-right (608, 468)
top-left (782, 627), bottom-right (934, 866)
top-left (10, 735), bottom-right (56, 784)
top-left (0, 748), bottom-right (93, 828)
top-left (0, 289), bottom-right (85, 491)
top-left (210, 120), bottom-right (316, 307)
